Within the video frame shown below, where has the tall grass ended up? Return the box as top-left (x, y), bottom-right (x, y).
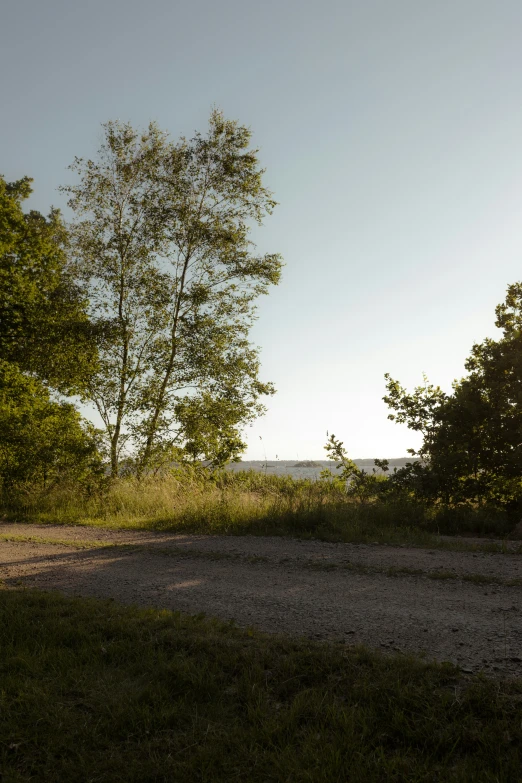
top-left (2, 468), bottom-right (516, 544)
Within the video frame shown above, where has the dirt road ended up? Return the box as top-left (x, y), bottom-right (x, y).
top-left (1, 523), bottom-right (521, 676)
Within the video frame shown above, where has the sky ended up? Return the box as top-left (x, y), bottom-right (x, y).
top-left (3, 0), bottom-right (522, 459)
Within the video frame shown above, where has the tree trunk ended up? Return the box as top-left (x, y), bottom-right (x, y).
top-left (136, 257), bottom-right (190, 477)
top-left (110, 436), bottom-right (119, 477)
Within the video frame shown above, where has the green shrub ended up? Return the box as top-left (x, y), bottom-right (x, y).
top-left (0, 360), bottom-right (103, 497)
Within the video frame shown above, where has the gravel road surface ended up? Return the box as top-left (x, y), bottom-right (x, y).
top-left (1, 523), bottom-right (521, 677)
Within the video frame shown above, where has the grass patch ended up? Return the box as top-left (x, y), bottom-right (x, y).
top-left (3, 472), bottom-right (439, 547)
top-left (3, 472), bottom-right (522, 551)
top-left (1, 588), bottom-right (521, 782)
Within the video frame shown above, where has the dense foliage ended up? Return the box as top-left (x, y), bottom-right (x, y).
top-left (381, 283), bottom-right (522, 515)
top-left (0, 176), bottom-right (101, 494)
top-left (0, 361), bottom-right (102, 493)
top-left (0, 175), bottom-right (96, 392)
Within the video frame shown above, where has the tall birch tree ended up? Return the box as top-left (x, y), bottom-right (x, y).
top-left (63, 110), bottom-right (282, 476)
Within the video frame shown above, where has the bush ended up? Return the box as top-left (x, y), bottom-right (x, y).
top-left (0, 360), bottom-right (103, 497)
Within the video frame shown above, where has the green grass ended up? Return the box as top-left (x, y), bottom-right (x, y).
top-left (1, 588), bottom-right (521, 782)
top-left (3, 472), bottom-right (521, 551)
top-left (3, 472), bottom-right (438, 547)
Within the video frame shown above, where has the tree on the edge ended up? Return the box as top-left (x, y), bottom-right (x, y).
top-left (0, 176), bottom-right (101, 492)
top-left (63, 110), bottom-right (282, 476)
top-left (0, 360), bottom-right (102, 493)
top-left (0, 175), bottom-right (96, 391)
top-left (384, 282), bottom-right (522, 509)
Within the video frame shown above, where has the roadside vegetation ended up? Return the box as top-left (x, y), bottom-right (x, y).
top-left (3, 111), bottom-right (522, 545)
top-left (1, 588), bottom-right (521, 783)
top-left (2, 468), bottom-right (520, 548)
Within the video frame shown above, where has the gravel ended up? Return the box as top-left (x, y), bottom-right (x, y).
top-left (1, 523), bottom-right (521, 677)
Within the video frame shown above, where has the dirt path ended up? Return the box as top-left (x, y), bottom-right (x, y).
top-left (1, 523), bottom-right (521, 677)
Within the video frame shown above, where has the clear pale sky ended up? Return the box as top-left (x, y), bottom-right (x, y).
top-left (3, 0), bottom-right (522, 459)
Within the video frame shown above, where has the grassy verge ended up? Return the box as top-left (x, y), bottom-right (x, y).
top-left (1, 588), bottom-right (521, 782)
top-left (2, 472), bottom-right (520, 549)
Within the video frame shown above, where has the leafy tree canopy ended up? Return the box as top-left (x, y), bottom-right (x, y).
top-left (384, 283), bottom-right (522, 508)
top-left (62, 110), bottom-right (283, 476)
top-left (0, 360), bottom-right (102, 493)
top-left (0, 175), bottom-right (96, 393)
